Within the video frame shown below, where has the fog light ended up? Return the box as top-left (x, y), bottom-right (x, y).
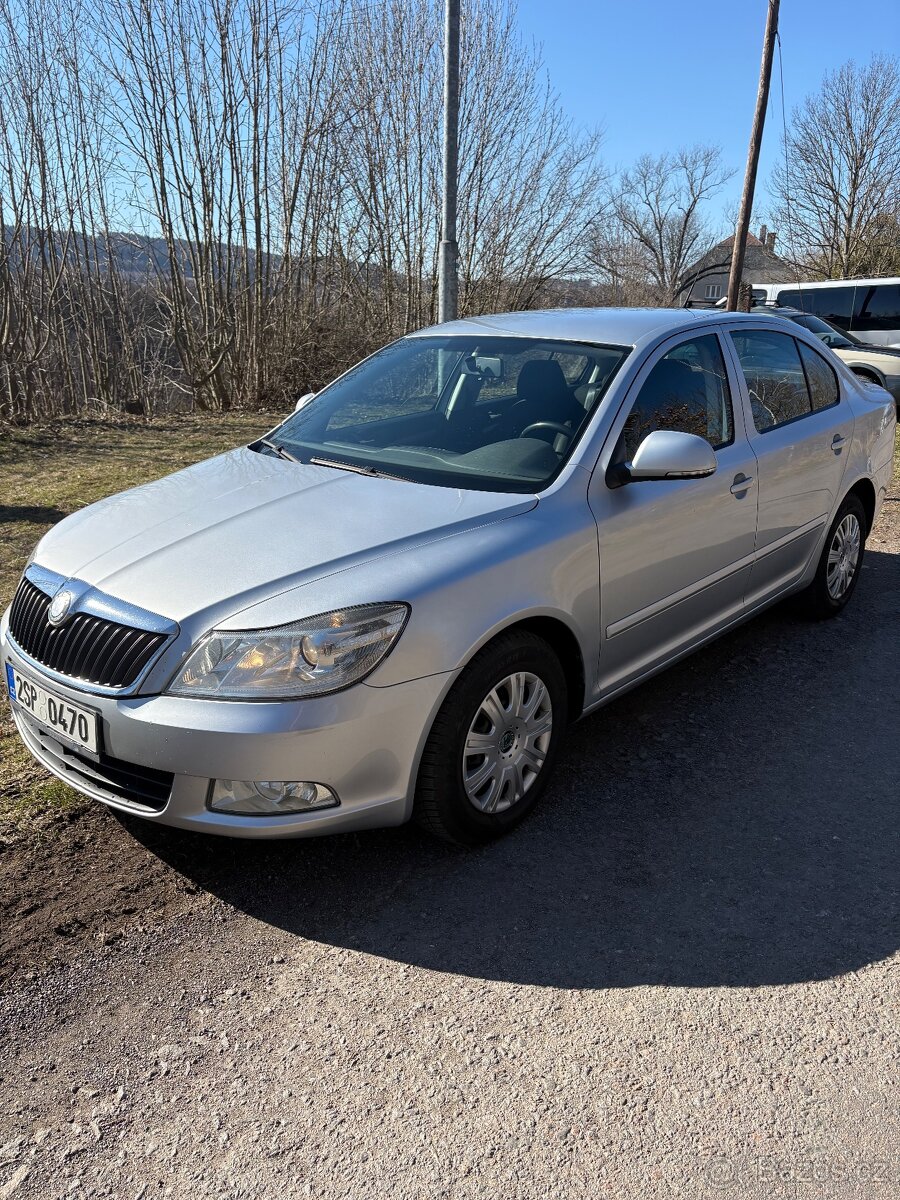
top-left (209, 779), bottom-right (339, 815)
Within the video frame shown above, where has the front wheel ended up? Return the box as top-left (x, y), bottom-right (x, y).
top-left (796, 493), bottom-right (867, 619)
top-left (414, 631), bottom-right (568, 844)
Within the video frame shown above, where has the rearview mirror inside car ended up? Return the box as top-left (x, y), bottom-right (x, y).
top-left (462, 355), bottom-right (503, 381)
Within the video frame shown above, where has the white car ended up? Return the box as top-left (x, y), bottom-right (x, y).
top-left (753, 305), bottom-right (900, 408)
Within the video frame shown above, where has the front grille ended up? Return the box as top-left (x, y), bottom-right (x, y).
top-left (9, 577), bottom-right (167, 689)
top-left (17, 711), bottom-right (173, 812)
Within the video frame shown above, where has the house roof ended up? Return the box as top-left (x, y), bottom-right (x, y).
top-left (681, 234), bottom-right (796, 290)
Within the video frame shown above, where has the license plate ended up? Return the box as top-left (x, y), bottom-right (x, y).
top-left (6, 661), bottom-right (99, 754)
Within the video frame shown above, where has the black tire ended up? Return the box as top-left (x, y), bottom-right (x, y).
top-left (796, 493), bottom-right (867, 619)
top-left (415, 630), bottom-right (568, 845)
top-left (851, 369), bottom-right (880, 387)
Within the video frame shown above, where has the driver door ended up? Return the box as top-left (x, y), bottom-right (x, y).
top-left (589, 331), bottom-right (759, 696)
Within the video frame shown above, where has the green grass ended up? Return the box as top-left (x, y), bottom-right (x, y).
top-left (0, 411), bottom-right (278, 843)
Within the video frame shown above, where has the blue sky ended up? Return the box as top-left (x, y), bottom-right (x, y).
top-left (516, 0), bottom-right (900, 232)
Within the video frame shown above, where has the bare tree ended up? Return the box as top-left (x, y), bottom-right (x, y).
top-left (581, 224), bottom-right (660, 308)
top-left (337, 0), bottom-right (606, 331)
top-left (0, 0), bottom-right (177, 421)
top-left (588, 146), bottom-right (733, 305)
top-left (453, 0), bottom-right (606, 314)
top-left (0, 0), bottom-right (611, 424)
top-left (771, 55), bottom-right (900, 278)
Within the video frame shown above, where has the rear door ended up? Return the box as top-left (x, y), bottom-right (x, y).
top-left (724, 326), bottom-right (853, 605)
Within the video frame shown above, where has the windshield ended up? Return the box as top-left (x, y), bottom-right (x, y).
top-left (262, 335), bottom-right (630, 492)
top-left (790, 312), bottom-right (857, 348)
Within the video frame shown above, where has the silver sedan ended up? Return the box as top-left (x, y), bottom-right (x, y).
top-left (3, 309), bottom-right (896, 843)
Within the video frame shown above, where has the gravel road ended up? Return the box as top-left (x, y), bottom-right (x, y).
top-left (1, 494), bottom-right (898, 1199)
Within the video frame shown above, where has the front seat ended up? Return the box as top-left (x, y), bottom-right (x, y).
top-left (508, 359), bottom-right (585, 439)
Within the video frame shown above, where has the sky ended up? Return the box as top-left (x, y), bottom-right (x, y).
top-left (516, 0), bottom-right (900, 236)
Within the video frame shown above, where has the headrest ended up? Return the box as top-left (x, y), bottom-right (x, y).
top-left (646, 358), bottom-right (694, 393)
top-left (516, 358), bottom-right (570, 402)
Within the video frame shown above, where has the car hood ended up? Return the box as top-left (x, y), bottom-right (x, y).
top-left (33, 448), bottom-right (537, 624)
top-left (837, 346), bottom-right (900, 366)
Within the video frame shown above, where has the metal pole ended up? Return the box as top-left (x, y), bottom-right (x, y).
top-left (438, 0), bottom-right (459, 323)
top-left (726, 0), bottom-right (779, 311)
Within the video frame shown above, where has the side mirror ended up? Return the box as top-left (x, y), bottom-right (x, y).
top-left (295, 392), bottom-right (315, 412)
top-left (610, 429), bottom-right (717, 486)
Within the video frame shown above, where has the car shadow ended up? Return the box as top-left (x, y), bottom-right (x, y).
top-left (123, 547), bottom-right (900, 990)
top-left (0, 504), bottom-right (70, 525)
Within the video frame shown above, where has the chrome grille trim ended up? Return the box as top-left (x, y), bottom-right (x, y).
top-left (6, 567), bottom-right (178, 694)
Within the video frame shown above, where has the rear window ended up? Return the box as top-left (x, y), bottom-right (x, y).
top-left (797, 341), bottom-right (839, 412)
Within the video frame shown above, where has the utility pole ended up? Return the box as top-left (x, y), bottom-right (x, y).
top-left (726, 0), bottom-right (779, 311)
top-left (438, 0), bottom-right (460, 323)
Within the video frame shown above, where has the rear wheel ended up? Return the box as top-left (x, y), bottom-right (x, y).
top-left (415, 631), bottom-right (567, 844)
top-left (796, 493), bottom-right (867, 619)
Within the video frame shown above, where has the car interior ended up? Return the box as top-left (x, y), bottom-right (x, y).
top-left (284, 342), bottom-right (630, 484)
top-left (611, 336), bottom-right (734, 463)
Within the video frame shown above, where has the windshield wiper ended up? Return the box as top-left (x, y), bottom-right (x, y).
top-left (255, 438), bottom-right (298, 462)
top-left (309, 455), bottom-right (409, 482)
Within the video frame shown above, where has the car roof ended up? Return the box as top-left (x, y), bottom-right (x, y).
top-left (410, 306), bottom-right (787, 347)
top-left (751, 304), bottom-right (805, 317)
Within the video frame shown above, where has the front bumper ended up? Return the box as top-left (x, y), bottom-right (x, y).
top-left (2, 613), bottom-right (455, 838)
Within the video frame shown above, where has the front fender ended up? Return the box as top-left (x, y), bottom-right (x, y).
top-left (205, 487), bottom-right (601, 696)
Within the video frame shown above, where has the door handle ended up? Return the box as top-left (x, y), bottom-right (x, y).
top-left (831, 434), bottom-right (847, 452)
top-left (730, 474), bottom-right (755, 495)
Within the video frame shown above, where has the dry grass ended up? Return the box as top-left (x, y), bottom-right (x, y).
top-left (0, 411), bottom-right (278, 843)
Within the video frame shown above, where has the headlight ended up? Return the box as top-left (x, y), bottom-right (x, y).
top-left (167, 603), bottom-right (409, 699)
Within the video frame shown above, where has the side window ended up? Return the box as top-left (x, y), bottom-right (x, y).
top-left (856, 284), bottom-right (900, 332)
top-left (618, 334), bottom-right (734, 460)
top-left (777, 289), bottom-right (804, 310)
top-left (815, 286), bottom-right (857, 330)
top-left (732, 330), bottom-right (812, 432)
top-left (797, 341), bottom-right (840, 412)
top-left (777, 287), bottom-right (858, 330)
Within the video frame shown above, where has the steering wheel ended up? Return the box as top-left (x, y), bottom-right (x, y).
top-left (519, 421), bottom-right (572, 442)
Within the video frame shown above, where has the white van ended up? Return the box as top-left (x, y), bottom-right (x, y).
top-left (754, 279), bottom-right (900, 348)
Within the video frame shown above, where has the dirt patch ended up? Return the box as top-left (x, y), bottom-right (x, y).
top-left (0, 806), bottom-right (213, 984)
